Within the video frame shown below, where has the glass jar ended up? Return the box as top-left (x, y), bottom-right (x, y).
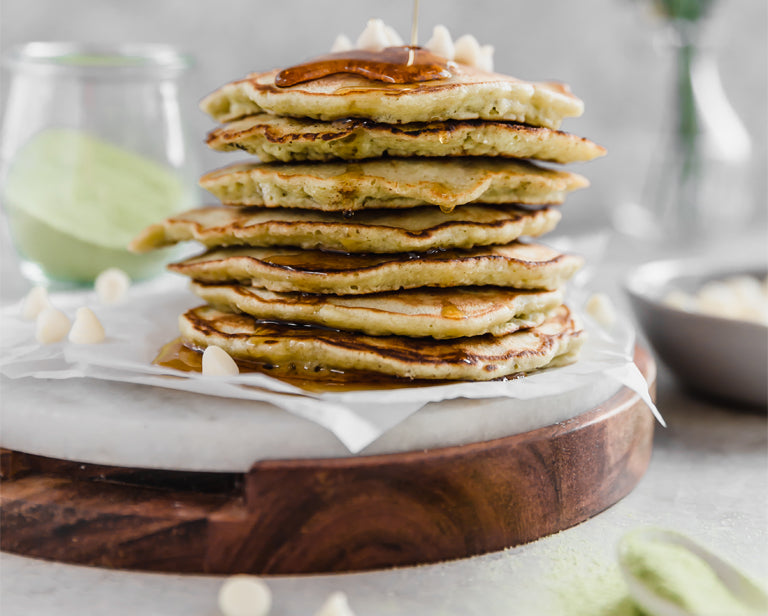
top-left (0, 42), bottom-right (199, 287)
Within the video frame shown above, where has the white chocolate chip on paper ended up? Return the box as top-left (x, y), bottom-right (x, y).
top-left (21, 286), bottom-right (50, 320)
top-left (35, 306), bottom-right (71, 344)
top-left (68, 307), bottom-right (106, 344)
top-left (586, 293), bottom-right (617, 328)
top-left (95, 267), bottom-right (131, 305)
top-left (202, 345), bottom-right (240, 376)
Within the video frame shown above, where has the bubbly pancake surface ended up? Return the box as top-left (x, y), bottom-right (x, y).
top-left (200, 158), bottom-right (588, 212)
top-left (200, 63), bottom-right (583, 129)
top-left (206, 114), bottom-right (606, 164)
top-left (190, 282), bottom-right (564, 339)
top-left (130, 204), bottom-right (561, 254)
top-left (179, 304), bottom-right (584, 381)
top-left (169, 242), bottom-right (583, 294)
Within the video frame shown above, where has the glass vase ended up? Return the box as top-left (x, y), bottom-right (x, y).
top-left (614, 23), bottom-right (752, 245)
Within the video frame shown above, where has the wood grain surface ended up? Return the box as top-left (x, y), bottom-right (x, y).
top-left (0, 347), bottom-right (656, 574)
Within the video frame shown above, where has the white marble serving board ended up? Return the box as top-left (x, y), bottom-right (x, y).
top-left (1, 373), bottom-right (620, 471)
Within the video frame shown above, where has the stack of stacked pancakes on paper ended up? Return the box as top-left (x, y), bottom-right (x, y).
top-left (132, 23), bottom-right (605, 386)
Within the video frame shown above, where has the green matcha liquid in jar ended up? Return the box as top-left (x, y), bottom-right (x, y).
top-left (0, 43), bottom-right (198, 286)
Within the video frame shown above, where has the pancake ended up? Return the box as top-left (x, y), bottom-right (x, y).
top-left (206, 114), bottom-right (606, 164)
top-left (130, 204), bottom-right (561, 254)
top-left (169, 242), bottom-right (584, 294)
top-left (200, 62), bottom-right (583, 129)
top-left (179, 304), bottom-right (584, 381)
top-left (200, 158), bottom-right (588, 212)
top-left (189, 282), bottom-right (564, 339)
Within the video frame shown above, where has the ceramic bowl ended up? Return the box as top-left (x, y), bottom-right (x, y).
top-left (625, 259), bottom-right (767, 407)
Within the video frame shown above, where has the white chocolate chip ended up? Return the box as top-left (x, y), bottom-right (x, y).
top-left (453, 34), bottom-right (483, 68)
top-left (425, 25), bottom-right (455, 60)
top-left (356, 18), bottom-right (390, 52)
top-left (697, 281), bottom-right (733, 316)
top-left (331, 34), bottom-right (352, 53)
top-left (315, 591), bottom-right (356, 616)
top-left (479, 44), bottom-right (495, 72)
top-left (95, 268), bottom-right (131, 305)
top-left (586, 293), bottom-right (617, 328)
top-left (35, 306), bottom-right (71, 344)
top-left (202, 345), bottom-right (240, 376)
top-left (384, 25), bottom-right (403, 46)
top-left (666, 275), bottom-right (768, 325)
top-left (21, 286), bottom-right (50, 320)
top-left (724, 276), bottom-right (764, 316)
top-left (663, 290), bottom-right (695, 311)
top-left (68, 307), bottom-right (106, 344)
top-left (217, 575), bottom-right (271, 616)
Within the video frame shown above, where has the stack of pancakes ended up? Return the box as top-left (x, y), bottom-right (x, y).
top-left (132, 47), bottom-right (604, 385)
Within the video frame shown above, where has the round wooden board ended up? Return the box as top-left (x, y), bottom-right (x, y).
top-left (0, 347), bottom-right (656, 575)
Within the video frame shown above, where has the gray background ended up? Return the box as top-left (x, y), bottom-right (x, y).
top-left (1, 0), bottom-right (766, 234)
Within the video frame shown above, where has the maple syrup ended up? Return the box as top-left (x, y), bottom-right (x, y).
top-left (153, 337), bottom-right (453, 393)
top-left (275, 46), bottom-right (452, 88)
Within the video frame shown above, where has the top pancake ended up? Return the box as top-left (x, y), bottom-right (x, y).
top-left (206, 114), bottom-right (606, 164)
top-left (200, 63), bottom-right (584, 129)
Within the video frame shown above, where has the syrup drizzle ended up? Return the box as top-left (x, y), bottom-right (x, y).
top-left (410, 0), bottom-right (420, 47)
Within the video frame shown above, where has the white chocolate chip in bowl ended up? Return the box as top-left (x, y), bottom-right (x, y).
top-left (202, 345), bottom-right (240, 376)
top-left (68, 307), bottom-right (106, 344)
top-left (217, 575), bottom-right (272, 616)
top-left (21, 286), bottom-right (50, 320)
top-left (315, 591), bottom-right (356, 616)
top-left (95, 267), bottom-right (131, 305)
top-left (626, 259), bottom-right (768, 406)
top-left (35, 306), bottom-right (71, 344)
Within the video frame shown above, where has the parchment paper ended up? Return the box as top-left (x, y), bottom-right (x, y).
top-left (0, 237), bottom-right (661, 453)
